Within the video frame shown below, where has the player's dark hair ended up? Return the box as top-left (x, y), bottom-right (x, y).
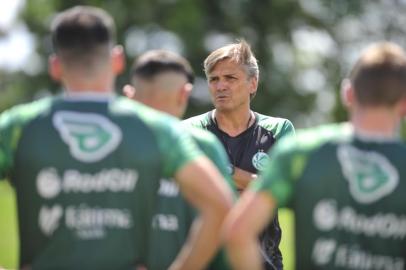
top-left (131, 50), bottom-right (194, 84)
top-left (350, 42), bottom-right (406, 106)
top-left (51, 6), bottom-right (115, 67)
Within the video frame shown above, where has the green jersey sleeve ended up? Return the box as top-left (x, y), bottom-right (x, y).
top-left (0, 109), bottom-right (17, 180)
top-left (250, 135), bottom-right (304, 207)
top-left (150, 114), bottom-right (203, 178)
top-left (277, 119), bottom-right (295, 139)
top-left (0, 98), bottom-right (53, 181)
top-left (188, 127), bottom-right (238, 196)
top-left (111, 98), bottom-right (204, 179)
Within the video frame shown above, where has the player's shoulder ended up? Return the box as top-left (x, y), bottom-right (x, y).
top-left (279, 122), bottom-right (351, 154)
top-left (183, 111), bottom-right (211, 129)
top-left (0, 96), bottom-right (55, 128)
top-left (187, 125), bottom-right (221, 147)
top-left (112, 96), bottom-right (180, 127)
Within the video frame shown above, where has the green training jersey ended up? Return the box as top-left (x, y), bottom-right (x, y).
top-left (0, 94), bottom-right (202, 270)
top-left (252, 123), bottom-right (406, 270)
top-left (146, 127), bottom-right (236, 270)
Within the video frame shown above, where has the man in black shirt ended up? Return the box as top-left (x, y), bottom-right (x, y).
top-left (184, 40), bottom-right (295, 269)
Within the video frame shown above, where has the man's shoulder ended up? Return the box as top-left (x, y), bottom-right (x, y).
top-left (183, 112), bottom-right (211, 129)
top-left (255, 112), bottom-right (295, 139)
top-left (256, 113), bottom-right (291, 127)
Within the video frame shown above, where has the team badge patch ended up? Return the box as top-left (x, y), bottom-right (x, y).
top-left (337, 144), bottom-right (399, 204)
top-left (252, 151), bottom-right (270, 171)
top-left (53, 111), bottom-right (122, 162)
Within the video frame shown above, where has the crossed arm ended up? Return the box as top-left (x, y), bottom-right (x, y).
top-left (169, 156), bottom-right (234, 270)
top-left (222, 190), bottom-right (277, 270)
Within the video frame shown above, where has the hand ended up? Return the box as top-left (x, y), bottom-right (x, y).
top-left (232, 166), bottom-right (257, 191)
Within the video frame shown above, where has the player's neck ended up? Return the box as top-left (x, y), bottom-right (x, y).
top-left (213, 108), bottom-right (254, 137)
top-left (351, 108), bottom-right (401, 139)
top-left (63, 73), bottom-right (115, 94)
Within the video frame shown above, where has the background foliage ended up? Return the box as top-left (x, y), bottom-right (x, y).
top-left (2, 1), bottom-right (406, 269)
top-left (4, 0), bottom-right (406, 128)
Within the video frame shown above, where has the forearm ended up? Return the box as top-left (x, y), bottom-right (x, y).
top-left (169, 212), bottom-right (223, 270)
top-left (223, 191), bottom-right (275, 270)
top-left (172, 157), bottom-right (233, 270)
top-left (233, 166), bottom-right (257, 190)
top-left (226, 237), bottom-right (263, 270)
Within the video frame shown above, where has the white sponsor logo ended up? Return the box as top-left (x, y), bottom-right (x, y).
top-left (312, 238), bottom-right (336, 266)
top-left (65, 205), bottom-right (132, 232)
top-left (37, 168), bottom-right (61, 199)
top-left (36, 168), bottom-right (138, 199)
top-left (311, 238), bottom-right (405, 269)
top-left (158, 179), bottom-right (179, 197)
top-left (39, 204), bottom-right (133, 240)
top-left (39, 205), bottom-right (63, 236)
top-left (252, 151), bottom-right (270, 171)
top-left (337, 144), bottom-right (399, 204)
top-left (313, 199), bottom-right (337, 231)
top-left (152, 214), bottom-right (179, 231)
top-left (53, 111), bottom-right (122, 162)
top-left (313, 199), bottom-right (406, 240)
top-left (335, 243), bottom-right (404, 270)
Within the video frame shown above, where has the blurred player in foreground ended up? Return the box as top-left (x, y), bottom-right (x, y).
top-left (0, 6), bottom-right (232, 270)
top-left (223, 42), bottom-right (406, 270)
top-left (124, 49), bottom-right (236, 270)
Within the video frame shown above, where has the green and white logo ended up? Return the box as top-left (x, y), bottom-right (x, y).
top-left (53, 111), bottom-right (122, 162)
top-left (252, 151), bottom-right (270, 171)
top-left (337, 145), bottom-right (399, 204)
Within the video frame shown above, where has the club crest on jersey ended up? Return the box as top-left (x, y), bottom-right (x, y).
top-left (252, 151), bottom-right (270, 171)
top-left (53, 111), bottom-right (122, 162)
top-left (337, 144), bottom-right (399, 204)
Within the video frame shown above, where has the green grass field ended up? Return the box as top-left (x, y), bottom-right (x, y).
top-left (0, 181), bottom-right (295, 270)
top-left (279, 208), bottom-right (295, 270)
top-left (0, 181), bottom-right (18, 270)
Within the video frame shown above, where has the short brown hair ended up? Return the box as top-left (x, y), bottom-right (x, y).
top-left (350, 42), bottom-right (406, 106)
top-left (131, 50), bottom-right (194, 84)
top-left (51, 6), bottom-right (116, 68)
top-left (203, 39), bottom-right (259, 80)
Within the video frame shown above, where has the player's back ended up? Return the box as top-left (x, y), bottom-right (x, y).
top-left (0, 95), bottom-right (197, 270)
top-left (283, 123), bottom-right (406, 269)
top-left (146, 126), bottom-right (235, 270)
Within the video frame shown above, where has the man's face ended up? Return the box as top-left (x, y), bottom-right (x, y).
top-left (207, 59), bottom-right (257, 112)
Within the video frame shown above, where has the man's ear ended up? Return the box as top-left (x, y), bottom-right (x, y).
top-left (112, 45), bottom-right (125, 75)
top-left (123, 84), bottom-right (136, 100)
top-left (341, 78), bottom-right (355, 109)
top-left (249, 76), bottom-right (258, 96)
top-left (48, 54), bottom-right (62, 81)
top-left (398, 98), bottom-right (406, 117)
top-left (178, 82), bottom-right (193, 105)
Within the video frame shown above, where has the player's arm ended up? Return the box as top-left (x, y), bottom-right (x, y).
top-left (224, 132), bottom-right (299, 269)
top-left (232, 166), bottom-right (257, 191)
top-left (169, 156), bottom-right (233, 270)
top-left (222, 190), bottom-right (275, 270)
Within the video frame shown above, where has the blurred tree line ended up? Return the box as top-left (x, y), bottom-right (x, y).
top-left (1, 0), bottom-right (406, 129)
